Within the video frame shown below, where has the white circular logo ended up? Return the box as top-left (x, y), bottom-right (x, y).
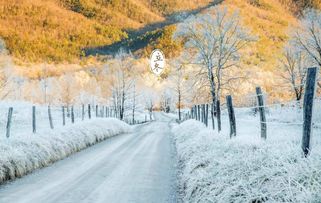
top-left (150, 49), bottom-right (165, 76)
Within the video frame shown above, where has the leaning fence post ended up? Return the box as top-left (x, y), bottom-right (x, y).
top-left (32, 106), bottom-right (36, 133)
top-left (256, 87), bottom-right (267, 139)
top-left (226, 95), bottom-right (236, 137)
top-left (71, 106), bottom-right (75, 123)
top-left (48, 105), bottom-right (54, 129)
top-left (88, 104), bottom-right (91, 119)
top-left (6, 107), bottom-right (13, 138)
top-left (302, 67), bottom-right (318, 156)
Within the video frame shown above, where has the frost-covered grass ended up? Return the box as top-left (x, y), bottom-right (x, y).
top-left (173, 114), bottom-right (321, 202)
top-left (0, 118), bottom-right (131, 184)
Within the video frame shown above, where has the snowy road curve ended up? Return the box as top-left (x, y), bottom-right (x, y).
top-left (0, 113), bottom-right (177, 203)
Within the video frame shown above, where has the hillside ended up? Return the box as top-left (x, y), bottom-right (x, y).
top-left (0, 0), bottom-right (320, 63)
top-left (0, 0), bottom-right (212, 62)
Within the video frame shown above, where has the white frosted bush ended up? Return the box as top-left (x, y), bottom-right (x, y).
top-left (0, 118), bottom-right (131, 183)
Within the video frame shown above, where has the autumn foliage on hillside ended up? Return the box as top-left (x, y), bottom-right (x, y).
top-left (0, 0), bottom-right (211, 62)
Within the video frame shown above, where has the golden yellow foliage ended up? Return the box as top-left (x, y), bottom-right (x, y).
top-left (222, 0), bottom-right (298, 71)
top-left (0, 0), bottom-right (211, 63)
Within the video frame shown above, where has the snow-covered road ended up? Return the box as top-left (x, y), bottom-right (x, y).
top-left (0, 113), bottom-right (177, 203)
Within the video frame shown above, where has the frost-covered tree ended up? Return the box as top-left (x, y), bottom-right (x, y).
top-left (293, 9), bottom-right (321, 67)
top-left (59, 73), bottom-right (77, 107)
top-left (143, 89), bottom-right (158, 121)
top-left (160, 90), bottom-right (173, 113)
top-left (279, 46), bottom-right (308, 101)
top-left (174, 7), bottom-right (253, 131)
top-left (0, 39), bottom-right (13, 99)
top-left (37, 64), bottom-right (47, 103)
top-left (12, 76), bottom-right (25, 100)
top-left (110, 48), bottom-right (135, 120)
top-left (169, 59), bottom-right (189, 121)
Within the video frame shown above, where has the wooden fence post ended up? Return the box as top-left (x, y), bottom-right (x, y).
top-left (198, 104), bottom-right (203, 122)
top-left (203, 104), bottom-right (207, 124)
top-left (96, 105), bottom-right (98, 117)
top-left (211, 102), bottom-right (215, 130)
top-left (62, 106), bottom-right (66, 126)
top-left (198, 106), bottom-right (200, 121)
top-left (217, 100), bottom-right (222, 132)
top-left (102, 106), bottom-right (105, 117)
top-left (256, 87), bottom-right (267, 139)
top-left (82, 104), bottom-right (85, 121)
top-left (205, 104), bottom-right (209, 127)
top-left (192, 106), bottom-right (194, 119)
top-left (48, 105), bottom-right (54, 129)
top-left (88, 104), bottom-right (91, 119)
top-left (67, 106), bottom-right (70, 118)
top-left (32, 106), bottom-right (36, 133)
top-left (302, 67), bottom-right (318, 156)
top-left (6, 107), bottom-right (13, 138)
top-left (71, 106), bottom-right (75, 123)
top-left (200, 104), bottom-right (204, 123)
top-left (226, 95), bottom-right (236, 138)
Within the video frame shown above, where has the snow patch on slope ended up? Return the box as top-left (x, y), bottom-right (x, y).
top-left (0, 118), bottom-right (131, 183)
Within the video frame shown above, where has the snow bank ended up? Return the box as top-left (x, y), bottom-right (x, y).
top-left (0, 118), bottom-right (131, 183)
top-left (173, 119), bottom-right (321, 202)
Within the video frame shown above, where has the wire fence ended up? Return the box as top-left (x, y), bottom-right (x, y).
top-left (0, 102), bottom-right (150, 138)
top-left (187, 67), bottom-right (320, 157)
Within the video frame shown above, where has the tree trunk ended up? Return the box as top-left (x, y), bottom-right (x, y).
top-left (207, 67), bottom-right (218, 131)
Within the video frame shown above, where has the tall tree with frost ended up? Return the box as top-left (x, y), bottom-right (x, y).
top-left (174, 7), bottom-right (253, 132)
top-left (294, 9), bottom-right (321, 67)
top-left (0, 39), bottom-right (13, 99)
top-left (169, 59), bottom-right (189, 121)
top-left (110, 48), bottom-right (135, 120)
top-left (279, 46), bottom-right (308, 101)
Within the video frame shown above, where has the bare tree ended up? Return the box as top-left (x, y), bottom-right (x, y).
top-left (174, 7), bottom-right (253, 132)
top-left (169, 59), bottom-right (189, 121)
top-left (143, 89), bottom-right (158, 121)
top-left (160, 90), bottom-right (173, 113)
top-left (146, 97), bottom-right (154, 121)
top-left (59, 73), bottom-right (76, 108)
top-left (110, 48), bottom-right (135, 120)
top-left (293, 9), bottom-right (321, 67)
top-left (279, 46), bottom-right (308, 101)
top-left (0, 39), bottom-right (13, 99)
top-left (36, 64), bottom-right (50, 104)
